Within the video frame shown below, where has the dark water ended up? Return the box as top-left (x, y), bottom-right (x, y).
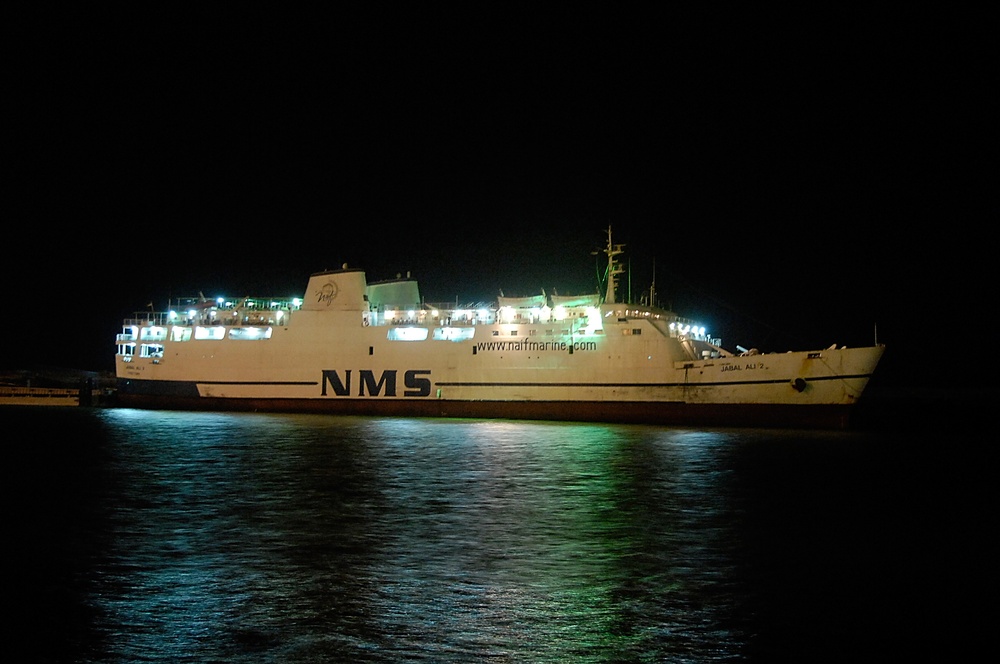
top-left (6, 406), bottom-right (993, 662)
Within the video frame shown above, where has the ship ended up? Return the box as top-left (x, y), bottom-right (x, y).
top-left (114, 228), bottom-right (884, 429)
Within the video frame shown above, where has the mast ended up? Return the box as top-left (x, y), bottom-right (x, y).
top-left (649, 258), bottom-right (657, 308)
top-left (602, 226), bottom-right (625, 304)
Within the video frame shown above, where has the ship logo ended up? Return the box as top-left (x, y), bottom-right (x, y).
top-left (321, 369), bottom-right (432, 397)
top-left (315, 281), bottom-right (339, 306)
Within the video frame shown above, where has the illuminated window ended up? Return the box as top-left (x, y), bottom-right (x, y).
top-left (432, 327), bottom-right (475, 341)
top-left (229, 327), bottom-right (273, 340)
top-left (171, 326), bottom-right (192, 342)
top-left (140, 343), bottom-right (164, 358)
top-left (387, 327), bottom-right (428, 341)
top-left (194, 326), bottom-right (227, 340)
top-left (140, 326), bottom-right (167, 341)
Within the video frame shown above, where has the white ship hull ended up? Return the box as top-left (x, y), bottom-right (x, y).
top-left (115, 237), bottom-right (884, 429)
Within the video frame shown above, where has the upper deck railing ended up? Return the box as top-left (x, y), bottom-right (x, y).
top-left (118, 297), bottom-right (720, 344)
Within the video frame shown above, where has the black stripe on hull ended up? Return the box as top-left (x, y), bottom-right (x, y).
top-left (436, 374), bottom-right (874, 388)
top-left (116, 380), bottom-right (856, 429)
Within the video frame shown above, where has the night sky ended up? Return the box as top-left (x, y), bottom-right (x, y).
top-left (5, 7), bottom-right (992, 388)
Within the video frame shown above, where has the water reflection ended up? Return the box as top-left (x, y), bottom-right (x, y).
top-left (83, 412), bottom-right (752, 661)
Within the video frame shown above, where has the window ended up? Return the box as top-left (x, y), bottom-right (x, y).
top-left (195, 326), bottom-right (227, 340)
top-left (140, 326), bottom-right (167, 341)
top-left (432, 327), bottom-right (475, 341)
top-left (140, 343), bottom-right (164, 358)
top-left (229, 327), bottom-right (273, 340)
top-left (387, 327), bottom-right (428, 341)
top-left (171, 326), bottom-right (192, 342)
